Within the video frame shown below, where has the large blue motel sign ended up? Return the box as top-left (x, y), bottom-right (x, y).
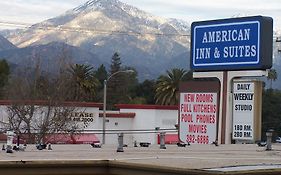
top-left (190, 16), bottom-right (273, 71)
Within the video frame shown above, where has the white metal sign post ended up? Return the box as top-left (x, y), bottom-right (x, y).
top-left (179, 92), bottom-right (218, 144)
top-left (232, 82), bottom-right (254, 140)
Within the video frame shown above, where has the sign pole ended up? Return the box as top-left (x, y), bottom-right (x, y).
top-left (193, 71), bottom-right (224, 144)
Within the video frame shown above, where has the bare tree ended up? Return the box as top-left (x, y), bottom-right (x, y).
top-left (2, 52), bottom-right (83, 144)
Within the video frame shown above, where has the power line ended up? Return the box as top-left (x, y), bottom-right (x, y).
top-left (0, 20), bottom-right (190, 37)
top-left (33, 25), bottom-right (190, 37)
top-left (0, 20), bottom-right (280, 40)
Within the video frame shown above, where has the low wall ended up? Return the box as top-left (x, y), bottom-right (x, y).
top-left (0, 160), bottom-right (280, 175)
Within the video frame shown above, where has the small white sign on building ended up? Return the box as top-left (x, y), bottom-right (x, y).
top-left (179, 92), bottom-right (218, 144)
top-left (232, 82), bottom-right (255, 140)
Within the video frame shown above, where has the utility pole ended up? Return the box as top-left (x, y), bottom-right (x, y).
top-left (102, 70), bottom-right (134, 145)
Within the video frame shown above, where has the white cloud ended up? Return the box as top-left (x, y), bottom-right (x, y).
top-left (0, 0), bottom-right (85, 24)
top-left (122, 0), bottom-right (281, 30)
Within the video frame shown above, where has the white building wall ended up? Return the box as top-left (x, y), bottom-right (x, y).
top-left (75, 107), bottom-right (100, 132)
top-left (155, 110), bottom-right (178, 130)
top-left (120, 108), bottom-right (178, 145)
top-left (104, 117), bottom-right (133, 145)
top-left (0, 106), bottom-right (7, 126)
top-left (120, 108), bottom-right (156, 144)
top-left (0, 103), bottom-right (178, 146)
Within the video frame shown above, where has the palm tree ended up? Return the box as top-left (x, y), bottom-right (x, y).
top-left (68, 64), bottom-right (99, 101)
top-left (155, 68), bottom-right (190, 105)
top-left (267, 69), bottom-right (278, 89)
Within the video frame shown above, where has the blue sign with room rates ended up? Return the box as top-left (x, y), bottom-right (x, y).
top-left (190, 16), bottom-right (273, 71)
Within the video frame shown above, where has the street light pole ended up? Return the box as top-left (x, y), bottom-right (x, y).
top-left (102, 79), bottom-right (107, 145)
top-left (102, 70), bottom-right (134, 145)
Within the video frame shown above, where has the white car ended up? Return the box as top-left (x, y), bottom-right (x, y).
top-left (275, 137), bottom-right (281, 143)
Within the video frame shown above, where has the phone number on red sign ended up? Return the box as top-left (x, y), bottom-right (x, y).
top-left (186, 134), bottom-right (209, 144)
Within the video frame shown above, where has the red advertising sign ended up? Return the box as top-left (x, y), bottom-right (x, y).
top-left (179, 92), bottom-right (218, 144)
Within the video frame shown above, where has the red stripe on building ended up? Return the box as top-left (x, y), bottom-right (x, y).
top-left (157, 134), bottom-right (179, 144)
top-left (0, 133), bottom-right (100, 144)
top-left (116, 104), bottom-right (178, 110)
top-left (99, 112), bottom-right (136, 118)
top-left (0, 100), bottom-right (103, 108)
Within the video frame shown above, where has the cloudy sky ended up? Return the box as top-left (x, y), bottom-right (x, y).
top-left (0, 0), bottom-right (280, 30)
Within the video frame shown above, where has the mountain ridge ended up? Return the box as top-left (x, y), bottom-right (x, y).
top-left (0, 35), bottom-right (17, 51)
top-left (3, 0), bottom-right (190, 81)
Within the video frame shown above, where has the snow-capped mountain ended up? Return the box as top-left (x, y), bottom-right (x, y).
top-left (4, 0), bottom-right (190, 80)
top-left (3, 0), bottom-right (280, 88)
top-left (0, 35), bottom-right (17, 51)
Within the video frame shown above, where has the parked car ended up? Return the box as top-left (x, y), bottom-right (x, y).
top-left (256, 141), bottom-right (267, 147)
top-left (275, 137), bottom-right (281, 143)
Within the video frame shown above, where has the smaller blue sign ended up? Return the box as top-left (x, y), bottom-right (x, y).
top-left (190, 16), bottom-right (273, 71)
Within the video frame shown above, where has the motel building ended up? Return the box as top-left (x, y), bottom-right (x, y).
top-left (0, 101), bottom-right (178, 145)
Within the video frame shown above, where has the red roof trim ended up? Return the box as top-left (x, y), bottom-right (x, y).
top-left (115, 104), bottom-right (178, 110)
top-left (0, 100), bottom-right (103, 108)
top-left (99, 112), bottom-right (135, 118)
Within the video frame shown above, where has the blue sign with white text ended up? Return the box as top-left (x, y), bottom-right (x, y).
top-left (190, 16), bottom-right (273, 71)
